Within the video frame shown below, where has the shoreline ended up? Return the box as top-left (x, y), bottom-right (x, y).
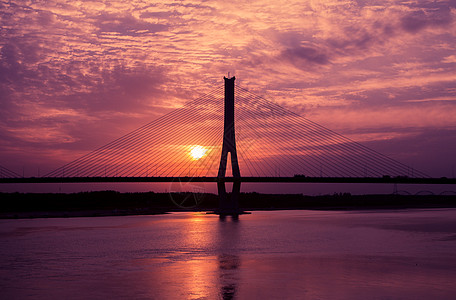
top-left (3, 205), bottom-right (456, 220)
top-left (1, 191), bottom-right (455, 219)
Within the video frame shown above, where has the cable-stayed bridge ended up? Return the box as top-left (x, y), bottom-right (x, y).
top-left (0, 165), bottom-right (21, 179)
top-left (1, 77), bottom-right (455, 215)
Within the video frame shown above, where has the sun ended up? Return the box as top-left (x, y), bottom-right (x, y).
top-left (190, 145), bottom-right (208, 160)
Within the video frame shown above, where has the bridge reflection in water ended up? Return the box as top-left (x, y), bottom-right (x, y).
top-left (2, 210), bottom-right (456, 298)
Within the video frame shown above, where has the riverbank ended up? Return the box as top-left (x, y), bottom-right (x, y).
top-left (1, 191), bottom-right (455, 219)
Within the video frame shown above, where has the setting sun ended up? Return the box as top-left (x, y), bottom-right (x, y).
top-left (190, 145), bottom-right (208, 160)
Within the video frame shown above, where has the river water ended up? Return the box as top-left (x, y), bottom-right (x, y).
top-left (1, 209), bottom-right (456, 299)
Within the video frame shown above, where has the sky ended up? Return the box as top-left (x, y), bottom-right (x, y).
top-left (1, 0), bottom-right (456, 186)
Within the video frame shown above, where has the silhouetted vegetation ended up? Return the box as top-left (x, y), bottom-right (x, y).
top-left (239, 192), bottom-right (456, 210)
top-left (0, 191), bottom-right (455, 218)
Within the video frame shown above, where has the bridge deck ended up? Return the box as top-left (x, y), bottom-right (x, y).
top-left (1, 177), bottom-right (455, 184)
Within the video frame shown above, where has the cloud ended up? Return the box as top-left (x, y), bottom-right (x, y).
top-left (401, 5), bottom-right (454, 33)
top-left (0, 62), bottom-right (169, 144)
top-left (94, 12), bottom-right (169, 36)
top-left (140, 11), bottom-right (182, 19)
top-left (65, 64), bottom-right (168, 112)
top-left (1, 0), bottom-right (456, 178)
top-left (281, 46), bottom-right (329, 65)
top-left (442, 55), bottom-right (456, 63)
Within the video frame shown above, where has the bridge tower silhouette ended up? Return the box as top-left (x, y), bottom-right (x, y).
top-left (5, 75), bottom-right (455, 215)
top-left (216, 76), bottom-right (243, 217)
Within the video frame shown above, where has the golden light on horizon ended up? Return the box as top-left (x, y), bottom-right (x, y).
top-left (190, 145), bottom-right (208, 160)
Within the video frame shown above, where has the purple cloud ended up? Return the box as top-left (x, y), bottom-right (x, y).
top-left (401, 4), bottom-right (454, 33)
top-left (95, 13), bottom-right (168, 36)
top-left (1, 0), bottom-right (456, 181)
top-left (281, 46), bottom-right (329, 65)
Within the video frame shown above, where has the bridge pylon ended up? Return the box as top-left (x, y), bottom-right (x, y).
top-left (215, 76), bottom-right (246, 217)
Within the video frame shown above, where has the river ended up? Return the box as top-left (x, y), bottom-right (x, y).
top-left (1, 209), bottom-right (456, 299)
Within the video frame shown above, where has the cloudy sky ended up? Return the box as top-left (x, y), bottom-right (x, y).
top-left (1, 0), bottom-right (456, 179)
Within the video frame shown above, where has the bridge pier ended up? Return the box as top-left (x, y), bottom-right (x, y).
top-left (214, 76), bottom-right (247, 218)
top-left (216, 179), bottom-right (242, 217)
